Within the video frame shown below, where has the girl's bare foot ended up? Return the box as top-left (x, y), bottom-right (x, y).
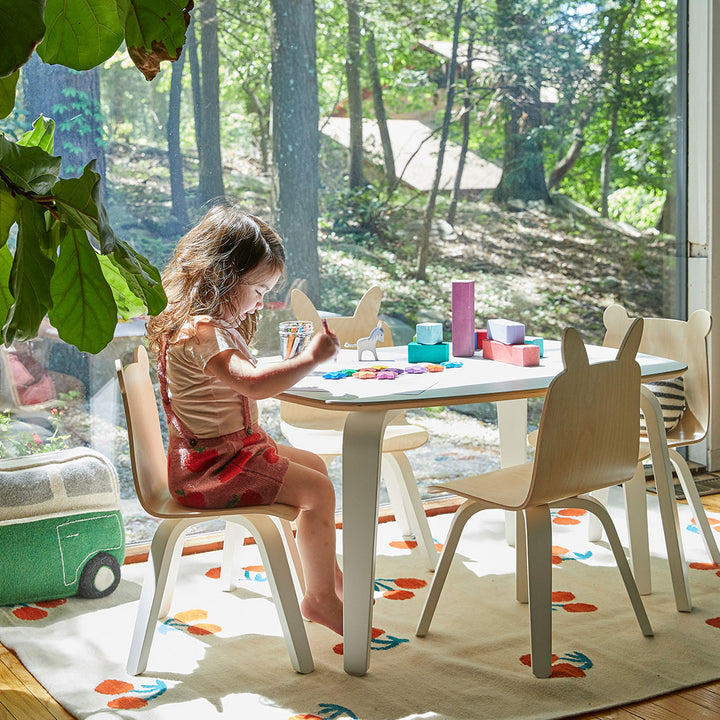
top-left (301, 594), bottom-right (344, 636)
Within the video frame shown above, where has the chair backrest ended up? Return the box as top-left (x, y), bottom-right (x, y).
top-left (290, 286), bottom-right (394, 347)
top-left (281, 286), bottom-right (392, 431)
top-left (115, 345), bottom-right (170, 514)
top-left (602, 304), bottom-right (711, 440)
top-left (527, 319), bottom-right (643, 507)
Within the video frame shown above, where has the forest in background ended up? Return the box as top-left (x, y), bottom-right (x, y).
top-left (0, 0), bottom-right (679, 352)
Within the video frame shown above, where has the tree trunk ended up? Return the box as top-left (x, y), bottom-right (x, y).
top-left (270, 0), bottom-right (321, 303)
top-left (416, 0), bottom-right (463, 280)
top-left (364, 22), bottom-right (396, 190)
top-left (197, 0), bottom-right (225, 204)
top-left (22, 56), bottom-right (106, 191)
top-left (167, 49), bottom-right (189, 225)
top-left (600, 110), bottom-right (618, 217)
top-left (448, 34), bottom-right (474, 226)
top-left (492, 1), bottom-right (549, 204)
top-left (186, 15), bottom-right (203, 153)
top-left (546, 104), bottom-right (595, 191)
top-left (346, 0), bottom-right (364, 188)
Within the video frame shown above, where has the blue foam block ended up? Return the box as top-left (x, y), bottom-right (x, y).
top-left (407, 341), bottom-right (450, 363)
top-left (526, 336), bottom-right (544, 357)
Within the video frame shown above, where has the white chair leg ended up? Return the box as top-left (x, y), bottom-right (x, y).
top-left (278, 518), bottom-right (306, 597)
top-left (416, 499), bottom-right (482, 636)
top-left (557, 496), bottom-right (653, 637)
top-left (220, 521), bottom-right (245, 592)
top-left (127, 519), bottom-right (191, 676)
top-left (515, 509), bottom-right (528, 604)
top-left (587, 487), bottom-right (610, 542)
top-left (523, 505), bottom-right (553, 679)
top-left (623, 463), bottom-right (651, 595)
top-left (232, 515), bottom-right (314, 674)
top-left (670, 448), bottom-right (720, 565)
top-left (383, 451), bottom-right (437, 570)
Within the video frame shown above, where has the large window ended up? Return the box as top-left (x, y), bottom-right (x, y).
top-left (0, 1), bottom-right (683, 546)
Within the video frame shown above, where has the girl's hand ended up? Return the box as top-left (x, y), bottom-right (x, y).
top-left (308, 329), bottom-right (339, 363)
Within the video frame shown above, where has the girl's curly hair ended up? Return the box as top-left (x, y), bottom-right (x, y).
top-left (146, 203), bottom-right (286, 352)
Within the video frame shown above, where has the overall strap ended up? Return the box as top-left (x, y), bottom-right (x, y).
top-left (157, 338), bottom-right (198, 442)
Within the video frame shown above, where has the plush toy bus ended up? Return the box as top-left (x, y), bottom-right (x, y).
top-left (0, 447), bottom-right (125, 605)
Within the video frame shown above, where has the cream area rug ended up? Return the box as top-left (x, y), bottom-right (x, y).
top-left (1, 488), bottom-right (720, 720)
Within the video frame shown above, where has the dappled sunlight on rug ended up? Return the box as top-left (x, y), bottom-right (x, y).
top-left (0, 489), bottom-right (719, 719)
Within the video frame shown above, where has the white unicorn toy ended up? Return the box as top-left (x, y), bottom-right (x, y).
top-left (345, 321), bottom-right (384, 361)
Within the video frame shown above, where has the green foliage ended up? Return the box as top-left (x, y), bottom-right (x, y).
top-left (321, 185), bottom-right (396, 247)
top-left (0, 0), bottom-right (190, 352)
top-left (0, 398), bottom-right (78, 458)
top-left (608, 186), bottom-right (665, 231)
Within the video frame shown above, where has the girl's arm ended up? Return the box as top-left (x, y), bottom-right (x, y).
top-left (205, 331), bottom-right (339, 400)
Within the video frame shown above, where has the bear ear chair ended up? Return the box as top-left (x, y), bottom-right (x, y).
top-left (416, 319), bottom-right (654, 679)
top-left (283, 286), bottom-right (439, 571)
top-left (115, 345), bottom-right (314, 677)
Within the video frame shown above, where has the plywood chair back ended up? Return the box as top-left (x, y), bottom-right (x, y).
top-left (116, 345), bottom-right (177, 517)
top-left (603, 304), bottom-right (710, 444)
top-left (528, 320), bottom-right (643, 507)
top-left (281, 286), bottom-right (394, 432)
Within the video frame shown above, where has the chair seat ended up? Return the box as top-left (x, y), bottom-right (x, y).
top-left (146, 494), bottom-right (300, 522)
top-left (429, 464), bottom-right (534, 509)
top-left (637, 429), bottom-right (705, 462)
top-left (280, 420), bottom-right (429, 457)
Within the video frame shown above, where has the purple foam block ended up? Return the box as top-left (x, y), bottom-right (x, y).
top-left (486, 319), bottom-right (525, 345)
top-left (451, 280), bottom-right (475, 357)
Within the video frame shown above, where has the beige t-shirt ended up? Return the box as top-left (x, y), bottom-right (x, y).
top-left (165, 316), bottom-right (259, 438)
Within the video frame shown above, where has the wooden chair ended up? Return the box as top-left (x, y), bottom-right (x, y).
top-left (590, 305), bottom-right (720, 593)
top-left (280, 286), bottom-right (437, 569)
top-left (416, 321), bottom-right (653, 678)
top-left (116, 346), bottom-right (313, 676)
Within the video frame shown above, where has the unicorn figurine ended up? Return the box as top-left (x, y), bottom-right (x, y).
top-left (345, 321), bottom-right (384, 361)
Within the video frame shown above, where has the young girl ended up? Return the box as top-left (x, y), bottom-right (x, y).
top-left (146, 203), bottom-right (343, 635)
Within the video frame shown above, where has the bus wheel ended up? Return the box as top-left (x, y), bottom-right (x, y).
top-left (78, 552), bottom-right (121, 599)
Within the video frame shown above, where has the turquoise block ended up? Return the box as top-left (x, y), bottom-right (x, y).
top-left (526, 336), bottom-right (544, 357)
top-left (416, 322), bottom-right (443, 345)
top-left (407, 341), bottom-right (450, 363)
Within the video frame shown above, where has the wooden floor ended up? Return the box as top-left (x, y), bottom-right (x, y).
top-left (2, 480), bottom-right (720, 720)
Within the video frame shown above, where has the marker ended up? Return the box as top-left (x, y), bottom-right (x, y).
top-left (322, 318), bottom-right (330, 334)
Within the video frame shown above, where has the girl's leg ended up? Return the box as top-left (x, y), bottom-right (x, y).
top-left (275, 444), bottom-right (343, 635)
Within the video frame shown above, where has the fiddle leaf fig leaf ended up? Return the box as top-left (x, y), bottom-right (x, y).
top-left (0, 71), bottom-right (18, 119)
top-left (97, 253), bottom-right (147, 319)
top-left (48, 225), bottom-right (117, 353)
top-left (38, 0), bottom-right (124, 70)
top-left (3, 198), bottom-right (55, 345)
top-left (0, 0), bottom-right (45, 77)
top-left (120, 0), bottom-right (194, 80)
top-left (0, 188), bottom-right (18, 249)
top-left (108, 238), bottom-right (166, 315)
top-left (0, 245), bottom-right (14, 332)
top-left (18, 116), bottom-right (55, 154)
top-left (0, 133), bottom-right (61, 195)
top-left (53, 161), bottom-right (103, 238)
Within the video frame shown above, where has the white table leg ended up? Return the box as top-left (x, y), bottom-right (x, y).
top-left (341, 409), bottom-right (391, 676)
top-left (640, 387), bottom-right (692, 612)
top-left (497, 398), bottom-right (528, 546)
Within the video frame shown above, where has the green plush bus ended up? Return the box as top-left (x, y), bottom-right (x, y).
top-left (0, 448), bottom-right (125, 605)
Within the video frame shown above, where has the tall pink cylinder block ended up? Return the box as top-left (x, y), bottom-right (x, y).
top-left (451, 280), bottom-right (476, 357)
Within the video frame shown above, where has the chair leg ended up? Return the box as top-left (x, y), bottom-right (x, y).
top-left (556, 496), bottom-right (653, 637)
top-left (523, 505), bottom-right (553, 679)
top-left (623, 463), bottom-right (651, 595)
top-left (382, 451), bottom-right (438, 570)
top-left (587, 487), bottom-right (611, 542)
top-left (515, 509), bottom-right (528, 604)
top-left (231, 515), bottom-right (314, 674)
top-left (670, 448), bottom-right (720, 565)
top-left (127, 519), bottom-right (191, 676)
top-left (416, 499), bottom-right (483, 637)
top-left (220, 521), bottom-right (245, 592)
top-left (278, 517), bottom-right (306, 597)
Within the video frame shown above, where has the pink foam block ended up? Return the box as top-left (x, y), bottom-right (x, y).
top-left (452, 280), bottom-right (476, 357)
top-left (482, 339), bottom-right (540, 367)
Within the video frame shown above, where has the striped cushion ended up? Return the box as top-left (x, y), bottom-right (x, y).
top-left (640, 376), bottom-right (685, 434)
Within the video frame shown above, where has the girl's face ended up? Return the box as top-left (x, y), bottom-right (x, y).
top-left (230, 264), bottom-right (282, 321)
